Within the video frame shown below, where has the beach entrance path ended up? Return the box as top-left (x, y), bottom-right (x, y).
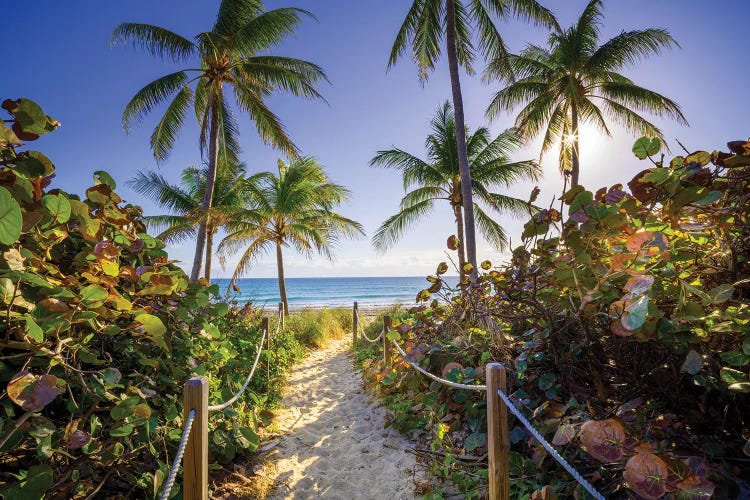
top-left (263, 336), bottom-right (419, 499)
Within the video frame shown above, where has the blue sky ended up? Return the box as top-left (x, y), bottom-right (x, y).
top-left (7, 1), bottom-right (747, 278)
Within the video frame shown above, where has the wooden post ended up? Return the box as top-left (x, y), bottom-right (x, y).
top-left (278, 302), bottom-right (285, 329)
top-left (382, 315), bottom-right (392, 368)
top-left (183, 377), bottom-right (208, 500)
top-left (352, 301), bottom-right (358, 344)
top-left (486, 363), bottom-right (510, 500)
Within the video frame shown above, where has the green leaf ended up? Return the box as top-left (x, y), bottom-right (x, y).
top-left (632, 137), bottom-right (661, 159)
top-left (25, 317), bottom-right (43, 343)
top-left (135, 313), bottom-right (166, 337)
top-left (621, 295), bottom-right (649, 331)
top-left (80, 284), bottom-right (107, 305)
top-left (708, 284), bottom-right (734, 304)
top-left (538, 373), bottom-right (557, 390)
top-left (720, 367), bottom-right (747, 384)
top-left (0, 121), bottom-right (20, 146)
top-left (93, 170), bottom-right (117, 190)
top-left (238, 427), bottom-right (260, 452)
top-left (41, 193), bottom-right (71, 225)
top-left (720, 351), bottom-right (749, 367)
top-left (0, 186), bottom-right (22, 245)
top-left (386, 330), bottom-right (401, 341)
top-left (464, 432), bottom-right (486, 452)
top-left (684, 151), bottom-right (711, 166)
top-left (728, 382), bottom-right (750, 393)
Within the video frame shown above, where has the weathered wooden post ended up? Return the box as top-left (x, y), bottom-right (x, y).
top-left (278, 302), bottom-right (285, 329)
top-left (183, 377), bottom-right (208, 500)
top-left (486, 363), bottom-right (510, 500)
top-left (382, 315), bottom-right (392, 368)
top-left (352, 301), bottom-right (358, 344)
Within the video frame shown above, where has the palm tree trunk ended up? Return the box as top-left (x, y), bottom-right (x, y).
top-left (453, 204), bottom-right (467, 282)
top-left (204, 225), bottom-right (213, 281)
top-left (276, 240), bottom-right (289, 317)
top-left (445, 0), bottom-right (478, 279)
top-left (570, 102), bottom-right (580, 188)
top-left (190, 93), bottom-right (221, 283)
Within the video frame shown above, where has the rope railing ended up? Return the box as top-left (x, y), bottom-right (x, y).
top-left (377, 311), bottom-right (606, 500)
top-left (354, 307), bottom-right (382, 343)
top-left (157, 309), bottom-right (281, 500)
top-left (207, 309), bottom-right (280, 412)
top-left (159, 408), bottom-right (197, 500)
top-left (494, 388), bottom-right (605, 500)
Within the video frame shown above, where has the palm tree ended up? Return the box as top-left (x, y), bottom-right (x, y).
top-left (389, 0), bottom-right (557, 275)
top-left (128, 163), bottom-right (257, 280)
top-left (484, 0), bottom-right (687, 187)
top-left (112, 0), bottom-right (328, 283)
top-left (371, 101), bottom-right (540, 280)
top-left (217, 158), bottom-right (364, 314)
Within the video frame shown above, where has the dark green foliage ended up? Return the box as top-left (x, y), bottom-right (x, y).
top-left (0, 98), bottom-right (296, 498)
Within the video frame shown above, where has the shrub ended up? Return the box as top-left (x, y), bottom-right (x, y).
top-left (0, 98), bottom-right (276, 498)
top-left (364, 136), bottom-right (750, 498)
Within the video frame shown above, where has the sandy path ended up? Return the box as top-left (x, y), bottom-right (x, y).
top-left (264, 337), bottom-right (419, 499)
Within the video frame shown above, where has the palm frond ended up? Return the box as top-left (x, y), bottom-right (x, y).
top-left (233, 7), bottom-right (316, 55)
top-left (233, 85), bottom-right (298, 157)
top-left (150, 86), bottom-right (193, 162)
top-left (122, 71), bottom-right (188, 133)
top-left (372, 199), bottom-right (435, 253)
top-left (473, 202), bottom-right (508, 250)
top-left (587, 28), bottom-right (678, 72)
top-left (389, 0), bottom-right (425, 69)
top-left (111, 23), bottom-right (196, 62)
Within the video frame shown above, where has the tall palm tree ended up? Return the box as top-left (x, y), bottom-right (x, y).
top-left (389, 0), bottom-right (557, 275)
top-left (112, 0), bottom-right (328, 283)
top-left (485, 0), bottom-right (687, 187)
top-left (371, 101), bottom-right (540, 280)
top-left (128, 163), bottom-right (257, 280)
top-left (218, 158), bottom-right (364, 314)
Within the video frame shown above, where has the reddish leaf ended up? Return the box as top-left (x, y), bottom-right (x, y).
top-left (441, 362), bottom-right (463, 379)
top-left (552, 424), bottom-right (577, 446)
top-left (580, 419), bottom-right (628, 462)
top-left (624, 452), bottom-right (668, 500)
top-left (7, 371), bottom-right (61, 411)
top-left (624, 275), bottom-right (654, 295)
top-left (626, 231), bottom-right (668, 254)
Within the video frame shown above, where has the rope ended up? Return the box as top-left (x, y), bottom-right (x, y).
top-left (159, 408), bottom-right (196, 500)
top-left (390, 339), bottom-right (487, 391)
top-left (207, 312), bottom-right (276, 412)
top-left (355, 309), bottom-right (382, 343)
top-left (388, 332), bottom-right (603, 498)
top-left (495, 389), bottom-right (606, 500)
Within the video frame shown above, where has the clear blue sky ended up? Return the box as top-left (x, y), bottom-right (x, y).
top-left (7, 1), bottom-right (748, 278)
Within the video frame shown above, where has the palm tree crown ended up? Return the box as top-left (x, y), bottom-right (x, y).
top-left (485, 0), bottom-right (687, 187)
top-left (389, 0), bottom-right (557, 277)
top-left (112, 0), bottom-right (328, 282)
top-left (217, 158), bottom-right (364, 313)
top-left (371, 101), bottom-right (540, 279)
top-left (127, 163), bottom-right (260, 280)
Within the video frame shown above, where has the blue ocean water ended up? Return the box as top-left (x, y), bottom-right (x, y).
top-left (213, 276), bottom-right (457, 309)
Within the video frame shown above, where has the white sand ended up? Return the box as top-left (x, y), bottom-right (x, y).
top-left (264, 337), bottom-right (420, 499)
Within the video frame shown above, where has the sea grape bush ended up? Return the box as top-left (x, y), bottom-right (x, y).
top-left (371, 136), bottom-right (749, 498)
top-left (0, 98), bottom-right (273, 498)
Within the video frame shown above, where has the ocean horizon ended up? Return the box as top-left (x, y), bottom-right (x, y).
top-left (212, 276), bottom-right (459, 309)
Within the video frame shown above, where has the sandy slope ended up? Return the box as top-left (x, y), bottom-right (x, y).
top-left (264, 337), bottom-right (419, 499)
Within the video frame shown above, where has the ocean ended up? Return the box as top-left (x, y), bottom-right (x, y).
top-left (212, 276), bottom-right (458, 309)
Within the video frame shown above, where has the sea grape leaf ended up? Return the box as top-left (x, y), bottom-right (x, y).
top-left (633, 136), bottom-right (661, 159)
top-left (25, 316), bottom-right (44, 343)
top-left (621, 295), bottom-right (649, 331)
top-left (7, 371), bottom-right (61, 411)
top-left (681, 350), bottom-right (703, 375)
top-left (552, 424), bottom-right (577, 446)
top-left (0, 120), bottom-right (20, 146)
top-left (720, 351), bottom-right (749, 367)
top-left (464, 431), bottom-right (486, 452)
top-left (624, 453), bottom-right (668, 500)
top-left (719, 367), bottom-right (746, 384)
top-left (580, 419), bottom-right (628, 462)
top-left (684, 151), bottom-right (711, 166)
top-left (708, 284), bottom-right (734, 304)
top-left (624, 275), bottom-right (654, 295)
top-left (93, 170), bottom-right (116, 190)
top-left (41, 193), bottom-right (71, 224)
top-left (0, 186), bottom-right (22, 245)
